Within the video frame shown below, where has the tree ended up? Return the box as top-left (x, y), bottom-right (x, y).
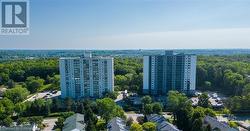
top-left (29, 116), bottom-right (43, 128)
top-left (130, 123), bottom-right (143, 131)
top-left (242, 83), bottom-right (250, 96)
top-left (221, 108), bottom-right (231, 115)
top-left (65, 97), bottom-right (74, 111)
top-left (0, 98), bottom-right (14, 119)
top-left (204, 81), bottom-right (212, 90)
top-left (228, 121), bottom-right (238, 128)
top-left (142, 122), bottom-right (157, 131)
top-left (192, 107), bottom-right (205, 122)
top-left (0, 73), bottom-right (9, 85)
top-left (126, 117), bottom-right (133, 126)
top-left (96, 98), bottom-right (125, 122)
top-left (190, 107), bottom-right (214, 131)
top-left (25, 99), bottom-right (52, 116)
top-left (196, 65), bottom-right (207, 88)
top-left (115, 75), bottom-right (128, 86)
top-left (25, 76), bottom-right (44, 93)
top-left (86, 120), bottom-right (96, 131)
top-left (191, 118), bottom-right (203, 131)
top-left (204, 108), bottom-right (216, 117)
top-left (167, 91), bottom-right (189, 110)
top-left (2, 117), bottom-right (13, 127)
top-left (141, 95), bottom-right (152, 105)
top-left (4, 87), bottom-right (30, 103)
top-left (17, 117), bottom-right (29, 125)
top-left (84, 106), bottom-right (97, 131)
top-left (7, 79), bottom-right (15, 88)
top-left (144, 104), bottom-right (153, 115)
top-left (176, 106), bottom-right (193, 131)
top-left (54, 117), bottom-right (64, 130)
top-left (195, 56), bottom-right (250, 96)
top-left (224, 70), bottom-right (244, 95)
top-left (167, 91), bottom-right (193, 131)
top-left (96, 119), bottom-right (106, 131)
top-left (136, 116), bottom-right (145, 125)
top-left (198, 93), bottom-right (211, 108)
top-left (15, 102), bottom-right (28, 116)
top-left (167, 91), bottom-right (190, 120)
top-left (103, 91), bottom-right (118, 100)
top-left (49, 75), bottom-right (60, 90)
top-left (45, 99), bottom-right (52, 116)
top-left (152, 102), bottom-right (162, 114)
top-left (226, 93), bottom-right (250, 112)
top-left (204, 124), bottom-right (212, 131)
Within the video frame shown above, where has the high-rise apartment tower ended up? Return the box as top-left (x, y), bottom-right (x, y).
top-left (60, 53), bottom-right (114, 99)
top-left (143, 51), bottom-right (196, 95)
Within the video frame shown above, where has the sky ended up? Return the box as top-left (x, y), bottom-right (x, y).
top-left (1, 0), bottom-right (250, 49)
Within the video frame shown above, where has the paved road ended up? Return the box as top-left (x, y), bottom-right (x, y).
top-left (115, 91), bottom-right (123, 102)
top-left (42, 118), bottom-right (57, 131)
top-left (115, 91), bottom-right (124, 106)
top-left (25, 91), bottom-right (61, 102)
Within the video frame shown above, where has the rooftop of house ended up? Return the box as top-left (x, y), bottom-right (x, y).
top-left (63, 113), bottom-right (85, 131)
top-left (107, 117), bottom-right (128, 131)
top-left (204, 115), bottom-right (238, 131)
top-left (147, 114), bottom-right (180, 131)
top-left (0, 124), bottom-right (37, 131)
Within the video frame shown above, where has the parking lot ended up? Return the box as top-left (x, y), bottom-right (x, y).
top-left (191, 91), bottom-right (226, 108)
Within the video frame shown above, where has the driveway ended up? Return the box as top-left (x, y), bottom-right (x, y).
top-left (125, 112), bottom-right (144, 123)
top-left (42, 117), bottom-right (58, 131)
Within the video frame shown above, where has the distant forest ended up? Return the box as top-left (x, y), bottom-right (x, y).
top-left (0, 54), bottom-right (249, 112)
top-left (0, 49), bottom-right (250, 60)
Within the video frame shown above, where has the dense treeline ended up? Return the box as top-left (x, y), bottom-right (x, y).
top-left (0, 59), bottom-right (58, 85)
top-left (0, 55), bottom-right (250, 114)
top-left (114, 56), bottom-right (250, 97)
top-left (114, 58), bottom-right (143, 93)
top-left (226, 83), bottom-right (250, 113)
top-left (0, 56), bottom-right (249, 95)
top-left (197, 55), bottom-right (250, 95)
top-left (196, 55), bottom-right (250, 112)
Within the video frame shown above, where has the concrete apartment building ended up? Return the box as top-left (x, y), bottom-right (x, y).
top-left (59, 53), bottom-right (114, 99)
top-left (143, 51), bottom-right (196, 95)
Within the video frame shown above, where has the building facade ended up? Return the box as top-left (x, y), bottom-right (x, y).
top-left (143, 51), bottom-right (196, 95)
top-left (60, 53), bottom-right (114, 99)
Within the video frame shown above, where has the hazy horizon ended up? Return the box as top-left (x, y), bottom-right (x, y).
top-left (1, 0), bottom-right (250, 49)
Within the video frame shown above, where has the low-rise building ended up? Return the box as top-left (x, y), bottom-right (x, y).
top-left (107, 117), bottom-right (128, 131)
top-left (0, 124), bottom-right (37, 131)
top-left (147, 114), bottom-right (180, 131)
top-left (204, 116), bottom-right (238, 131)
top-left (63, 113), bottom-right (85, 131)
